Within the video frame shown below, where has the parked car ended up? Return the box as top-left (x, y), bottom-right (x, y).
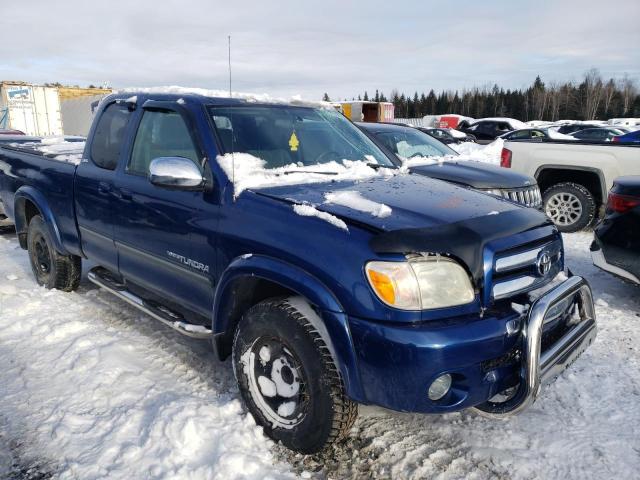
top-left (0, 91), bottom-right (597, 453)
top-left (458, 118), bottom-right (527, 142)
top-left (501, 139), bottom-right (640, 232)
top-left (358, 122), bottom-right (541, 208)
top-left (612, 129), bottom-right (640, 144)
top-left (591, 176), bottom-right (640, 285)
top-left (571, 127), bottom-right (629, 142)
top-left (418, 127), bottom-right (476, 144)
top-left (500, 128), bottom-right (576, 142)
top-left (556, 123), bottom-right (602, 135)
top-left (0, 128), bottom-right (25, 135)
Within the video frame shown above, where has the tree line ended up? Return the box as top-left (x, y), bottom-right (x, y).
top-left (325, 70), bottom-right (640, 121)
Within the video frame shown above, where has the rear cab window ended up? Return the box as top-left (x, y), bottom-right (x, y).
top-left (90, 103), bottom-right (132, 170)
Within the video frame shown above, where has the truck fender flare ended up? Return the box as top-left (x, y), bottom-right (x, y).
top-left (13, 186), bottom-right (68, 254)
top-left (534, 164), bottom-right (607, 199)
top-left (213, 254), bottom-right (366, 401)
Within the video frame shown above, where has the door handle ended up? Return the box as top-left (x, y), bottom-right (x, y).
top-left (119, 188), bottom-right (133, 201)
top-left (98, 182), bottom-right (111, 194)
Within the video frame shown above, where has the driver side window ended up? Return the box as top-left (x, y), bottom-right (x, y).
top-left (128, 110), bottom-right (200, 176)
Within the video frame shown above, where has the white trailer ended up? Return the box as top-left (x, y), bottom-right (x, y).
top-left (0, 82), bottom-right (63, 136)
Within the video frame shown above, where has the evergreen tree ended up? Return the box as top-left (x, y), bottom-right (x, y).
top-left (322, 93), bottom-right (331, 102)
top-left (363, 91), bottom-right (369, 101)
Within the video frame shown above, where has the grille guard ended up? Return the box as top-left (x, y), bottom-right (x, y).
top-left (475, 275), bottom-right (596, 417)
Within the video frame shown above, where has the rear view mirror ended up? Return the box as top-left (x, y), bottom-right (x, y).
top-left (148, 157), bottom-right (205, 190)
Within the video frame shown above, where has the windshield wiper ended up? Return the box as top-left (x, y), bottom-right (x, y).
top-left (366, 162), bottom-right (397, 170)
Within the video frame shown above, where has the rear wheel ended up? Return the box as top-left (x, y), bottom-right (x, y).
top-left (27, 215), bottom-right (81, 291)
top-left (232, 296), bottom-right (357, 453)
top-left (543, 182), bottom-right (596, 233)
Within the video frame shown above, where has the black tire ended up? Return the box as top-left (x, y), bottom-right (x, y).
top-left (232, 296), bottom-right (357, 453)
top-left (27, 215), bottom-right (81, 291)
top-left (542, 182), bottom-right (596, 233)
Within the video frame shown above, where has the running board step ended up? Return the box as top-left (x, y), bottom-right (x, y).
top-left (88, 267), bottom-right (212, 339)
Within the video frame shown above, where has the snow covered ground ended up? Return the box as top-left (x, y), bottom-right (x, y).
top-left (1, 230), bottom-right (638, 479)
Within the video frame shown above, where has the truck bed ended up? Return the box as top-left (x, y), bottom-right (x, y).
top-left (0, 144), bottom-right (81, 252)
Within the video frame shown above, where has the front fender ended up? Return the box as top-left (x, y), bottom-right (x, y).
top-left (14, 186), bottom-right (68, 254)
top-left (213, 254), bottom-right (366, 402)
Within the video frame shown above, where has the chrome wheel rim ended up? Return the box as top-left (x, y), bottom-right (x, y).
top-left (545, 193), bottom-right (583, 226)
top-left (244, 337), bottom-right (308, 429)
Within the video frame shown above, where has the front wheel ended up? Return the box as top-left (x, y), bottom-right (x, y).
top-left (27, 214), bottom-right (81, 291)
top-left (542, 182), bottom-right (596, 233)
top-left (232, 296), bottom-right (357, 453)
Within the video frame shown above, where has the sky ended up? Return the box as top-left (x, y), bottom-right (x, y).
top-left (1, 0), bottom-right (638, 100)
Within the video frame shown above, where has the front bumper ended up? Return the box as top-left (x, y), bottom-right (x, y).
top-left (348, 275), bottom-right (596, 415)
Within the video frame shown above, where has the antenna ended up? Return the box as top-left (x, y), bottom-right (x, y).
top-left (228, 35), bottom-right (232, 98)
top-left (228, 35), bottom-right (235, 189)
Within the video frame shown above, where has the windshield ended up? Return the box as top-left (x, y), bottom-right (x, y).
top-left (372, 128), bottom-right (457, 159)
top-left (209, 106), bottom-right (394, 169)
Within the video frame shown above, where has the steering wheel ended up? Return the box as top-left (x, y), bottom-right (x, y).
top-left (409, 152), bottom-right (425, 158)
top-left (314, 151), bottom-right (342, 164)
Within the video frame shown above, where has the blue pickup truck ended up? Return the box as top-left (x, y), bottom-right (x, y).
top-left (0, 92), bottom-right (596, 453)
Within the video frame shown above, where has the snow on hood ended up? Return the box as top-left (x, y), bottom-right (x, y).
top-left (256, 173), bottom-right (526, 233)
top-left (324, 190), bottom-right (392, 218)
top-left (448, 129), bottom-right (467, 139)
top-left (292, 203), bottom-right (348, 231)
top-left (118, 85), bottom-right (332, 109)
top-left (216, 152), bottom-right (398, 198)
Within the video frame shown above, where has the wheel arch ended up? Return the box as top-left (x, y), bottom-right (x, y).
top-left (212, 254), bottom-right (366, 402)
top-left (535, 165), bottom-right (606, 207)
top-left (14, 186), bottom-right (68, 254)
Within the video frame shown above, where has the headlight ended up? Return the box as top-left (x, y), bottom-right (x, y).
top-left (365, 256), bottom-right (475, 310)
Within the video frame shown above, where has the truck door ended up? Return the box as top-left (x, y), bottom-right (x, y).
top-left (75, 101), bottom-right (133, 271)
top-left (112, 104), bottom-right (215, 318)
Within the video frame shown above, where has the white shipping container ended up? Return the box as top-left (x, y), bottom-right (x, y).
top-left (0, 83), bottom-right (63, 136)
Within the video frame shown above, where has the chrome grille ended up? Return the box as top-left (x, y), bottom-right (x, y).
top-left (498, 185), bottom-right (542, 208)
top-left (492, 239), bottom-right (563, 301)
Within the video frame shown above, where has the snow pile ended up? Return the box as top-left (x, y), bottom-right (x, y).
top-left (292, 204), bottom-right (348, 231)
top-left (119, 86), bottom-right (331, 109)
top-left (449, 138), bottom-right (504, 165)
top-left (217, 152), bottom-right (397, 197)
top-left (0, 234), bottom-right (295, 480)
top-left (324, 190), bottom-right (391, 218)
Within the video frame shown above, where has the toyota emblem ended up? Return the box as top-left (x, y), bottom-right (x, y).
top-left (537, 252), bottom-right (552, 276)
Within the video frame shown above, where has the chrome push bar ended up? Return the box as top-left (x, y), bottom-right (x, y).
top-left (477, 275), bottom-right (597, 417)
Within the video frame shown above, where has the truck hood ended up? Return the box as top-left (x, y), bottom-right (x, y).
top-left (409, 160), bottom-right (535, 189)
top-left (254, 174), bottom-right (551, 283)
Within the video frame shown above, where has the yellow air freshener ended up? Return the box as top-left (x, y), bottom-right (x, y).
top-left (289, 132), bottom-right (299, 152)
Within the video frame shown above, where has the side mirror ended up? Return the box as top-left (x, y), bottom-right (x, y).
top-left (148, 157), bottom-right (205, 190)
